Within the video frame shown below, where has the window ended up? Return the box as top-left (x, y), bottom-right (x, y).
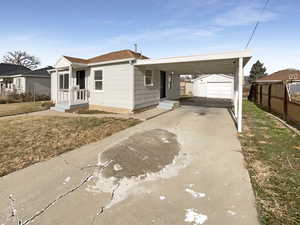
top-left (59, 74), bottom-right (69, 90)
top-left (16, 78), bottom-right (21, 89)
top-left (168, 75), bottom-right (173, 89)
top-left (144, 70), bottom-right (153, 86)
top-left (94, 70), bottom-right (103, 91)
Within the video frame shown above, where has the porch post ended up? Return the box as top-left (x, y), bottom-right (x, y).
top-left (237, 57), bottom-right (244, 132)
top-left (56, 69), bottom-right (59, 104)
top-left (69, 65), bottom-right (73, 105)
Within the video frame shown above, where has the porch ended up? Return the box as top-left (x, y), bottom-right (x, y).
top-left (52, 66), bottom-right (90, 111)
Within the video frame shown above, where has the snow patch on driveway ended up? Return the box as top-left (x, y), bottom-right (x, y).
top-left (185, 208), bottom-right (208, 224)
top-left (185, 188), bottom-right (205, 198)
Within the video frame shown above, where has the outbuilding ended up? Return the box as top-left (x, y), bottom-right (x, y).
top-left (192, 74), bottom-right (234, 99)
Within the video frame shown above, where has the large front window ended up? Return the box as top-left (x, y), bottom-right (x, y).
top-left (94, 70), bottom-right (103, 91)
top-left (59, 74), bottom-right (69, 90)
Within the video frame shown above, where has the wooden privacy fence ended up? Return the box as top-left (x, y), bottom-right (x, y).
top-left (249, 81), bottom-right (300, 128)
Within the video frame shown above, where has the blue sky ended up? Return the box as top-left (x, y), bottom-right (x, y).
top-left (0, 0), bottom-right (299, 74)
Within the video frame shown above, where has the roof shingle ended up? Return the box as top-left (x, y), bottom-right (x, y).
top-left (257, 69), bottom-right (300, 81)
top-left (0, 63), bottom-right (30, 76)
top-left (64, 49), bottom-right (148, 64)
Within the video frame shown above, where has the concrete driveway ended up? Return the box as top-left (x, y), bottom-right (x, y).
top-left (0, 105), bottom-right (258, 225)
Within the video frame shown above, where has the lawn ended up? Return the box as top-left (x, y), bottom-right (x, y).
top-left (0, 116), bottom-right (140, 177)
top-left (0, 101), bottom-right (53, 117)
top-left (239, 101), bottom-right (300, 225)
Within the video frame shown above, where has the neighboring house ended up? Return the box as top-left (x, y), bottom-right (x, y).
top-left (257, 69), bottom-right (300, 82)
top-left (254, 69), bottom-right (300, 101)
top-left (0, 65), bottom-right (53, 96)
top-left (192, 74), bottom-right (234, 99)
top-left (50, 49), bottom-right (181, 113)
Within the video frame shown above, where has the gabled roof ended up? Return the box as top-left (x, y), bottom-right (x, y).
top-left (257, 69), bottom-right (300, 81)
top-left (21, 66), bottom-right (54, 77)
top-left (0, 66), bottom-right (53, 77)
top-left (0, 63), bottom-right (30, 76)
top-left (64, 49), bottom-right (148, 64)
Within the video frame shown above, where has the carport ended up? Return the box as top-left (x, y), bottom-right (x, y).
top-left (135, 50), bottom-right (252, 132)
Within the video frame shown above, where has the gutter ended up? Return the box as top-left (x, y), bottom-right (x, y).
top-left (51, 58), bottom-right (137, 71)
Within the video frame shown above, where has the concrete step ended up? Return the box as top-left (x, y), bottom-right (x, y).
top-left (50, 104), bottom-right (70, 112)
top-left (157, 100), bottom-right (180, 110)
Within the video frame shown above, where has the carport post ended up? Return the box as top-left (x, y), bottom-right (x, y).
top-left (237, 57), bottom-right (244, 132)
top-left (234, 72), bottom-right (238, 118)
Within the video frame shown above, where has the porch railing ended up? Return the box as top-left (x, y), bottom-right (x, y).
top-left (57, 88), bottom-right (89, 105)
top-left (71, 88), bottom-right (89, 105)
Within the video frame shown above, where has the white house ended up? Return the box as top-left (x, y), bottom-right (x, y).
top-left (50, 50), bottom-right (181, 113)
top-left (0, 65), bottom-right (53, 96)
top-left (50, 49), bottom-right (251, 132)
top-left (192, 74), bottom-right (234, 99)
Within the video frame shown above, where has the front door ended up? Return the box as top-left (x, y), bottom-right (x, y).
top-left (76, 70), bottom-right (85, 89)
top-left (160, 71), bottom-right (166, 98)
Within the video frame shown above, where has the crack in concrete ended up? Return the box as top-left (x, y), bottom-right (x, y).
top-left (20, 174), bottom-right (93, 225)
top-left (7, 194), bottom-right (22, 225)
top-left (90, 182), bottom-right (121, 225)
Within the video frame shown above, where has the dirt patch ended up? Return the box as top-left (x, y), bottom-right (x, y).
top-left (100, 129), bottom-right (181, 179)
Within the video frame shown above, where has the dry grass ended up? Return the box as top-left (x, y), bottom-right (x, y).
top-left (239, 101), bottom-right (300, 225)
top-left (0, 101), bottom-right (53, 117)
top-left (0, 116), bottom-right (140, 176)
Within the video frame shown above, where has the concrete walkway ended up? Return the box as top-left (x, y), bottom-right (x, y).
top-left (0, 107), bottom-right (169, 121)
top-left (0, 106), bottom-right (258, 225)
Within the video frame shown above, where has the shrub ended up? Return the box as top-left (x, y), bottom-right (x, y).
top-left (0, 93), bottom-right (51, 104)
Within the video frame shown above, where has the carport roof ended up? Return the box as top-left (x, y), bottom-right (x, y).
top-left (134, 50), bottom-right (251, 75)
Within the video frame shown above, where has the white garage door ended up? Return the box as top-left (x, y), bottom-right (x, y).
top-left (207, 82), bottom-right (232, 99)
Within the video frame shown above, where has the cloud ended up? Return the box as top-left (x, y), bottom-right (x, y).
top-left (214, 5), bottom-right (276, 26)
top-left (102, 27), bottom-right (218, 46)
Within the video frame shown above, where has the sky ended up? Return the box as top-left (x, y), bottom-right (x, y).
top-left (0, 0), bottom-right (299, 75)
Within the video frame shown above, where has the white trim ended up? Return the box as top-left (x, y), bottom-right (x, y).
top-left (94, 70), bottom-right (103, 91)
top-left (135, 50), bottom-right (252, 66)
top-left (237, 57), bottom-right (243, 133)
top-left (88, 58), bottom-right (136, 66)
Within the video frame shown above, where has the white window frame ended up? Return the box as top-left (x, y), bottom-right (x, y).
top-left (59, 73), bottom-right (69, 90)
top-left (16, 78), bottom-right (21, 89)
top-left (94, 70), bottom-right (103, 92)
top-left (144, 70), bottom-right (154, 86)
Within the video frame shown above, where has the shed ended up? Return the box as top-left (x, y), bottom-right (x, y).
top-left (192, 74), bottom-right (234, 99)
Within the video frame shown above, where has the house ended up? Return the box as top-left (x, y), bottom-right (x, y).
top-left (50, 49), bottom-right (181, 113)
top-left (192, 74), bottom-right (234, 99)
top-left (0, 64), bottom-right (53, 96)
top-left (50, 49), bottom-right (251, 132)
top-left (256, 69), bottom-right (300, 82)
top-left (0, 63), bottom-right (30, 90)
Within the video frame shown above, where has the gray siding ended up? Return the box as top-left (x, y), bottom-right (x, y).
top-left (88, 63), bottom-right (134, 110)
top-left (25, 77), bottom-right (51, 96)
top-left (134, 67), bottom-right (160, 109)
top-left (133, 67), bottom-right (180, 109)
top-left (166, 73), bottom-right (180, 100)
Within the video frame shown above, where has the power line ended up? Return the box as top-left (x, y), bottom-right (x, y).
top-left (245, 0), bottom-right (270, 49)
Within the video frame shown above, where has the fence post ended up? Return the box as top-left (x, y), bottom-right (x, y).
top-left (268, 84), bottom-right (271, 111)
top-left (283, 82), bottom-right (288, 121)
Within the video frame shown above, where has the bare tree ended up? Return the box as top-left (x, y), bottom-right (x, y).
top-left (2, 51), bottom-right (40, 69)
